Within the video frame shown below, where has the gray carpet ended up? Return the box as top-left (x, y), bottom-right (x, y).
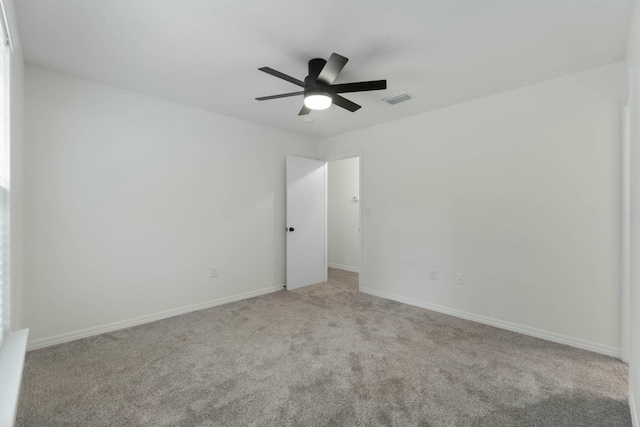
top-left (17, 268), bottom-right (630, 426)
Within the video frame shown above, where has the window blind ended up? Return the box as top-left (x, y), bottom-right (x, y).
top-left (0, 23), bottom-right (9, 347)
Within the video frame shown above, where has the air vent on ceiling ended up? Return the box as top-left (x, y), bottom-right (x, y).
top-left (384, 93), bottom-right (412, 105)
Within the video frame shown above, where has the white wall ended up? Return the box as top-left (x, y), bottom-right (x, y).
top-left (626, 1), bottom-right (640, 423)
top-left (327, 157), bottom-right (360, 272)
top-left (320, 62), bottom-right (625, 356)
top-left (23, 66), bottom-right (317, 346)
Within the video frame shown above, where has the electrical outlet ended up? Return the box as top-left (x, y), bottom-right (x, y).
top-left (429, 270), bottom-right (437, 281)
top-left (456, 273), bottom-right (464, 286)
top-left (211, 267), bottom-right (219, 278)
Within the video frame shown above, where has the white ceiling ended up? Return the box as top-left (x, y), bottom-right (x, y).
top-left (16, 0), bottom-right (634, 139)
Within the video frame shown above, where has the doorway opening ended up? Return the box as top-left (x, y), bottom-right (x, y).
top-left (327, 156), bottom-right (361, 289)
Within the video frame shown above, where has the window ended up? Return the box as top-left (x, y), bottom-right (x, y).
top-left (0, 11), bottom-right (9, 347)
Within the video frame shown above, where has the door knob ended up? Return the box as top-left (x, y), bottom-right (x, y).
top-left (288, 227), bottom-right (295, 232)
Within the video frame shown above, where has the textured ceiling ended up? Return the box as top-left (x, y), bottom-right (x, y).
top-left (16, 0), bottom-right (634, 139)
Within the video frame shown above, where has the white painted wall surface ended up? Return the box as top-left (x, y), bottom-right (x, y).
top-left (319, 62), bottom-right (624, 356)
top-left (626, 2), bottom-right (640, 423)
top-left (327, 157), bottom-right (360, 272)
top-left (23, 66), bottom-right (317, 346)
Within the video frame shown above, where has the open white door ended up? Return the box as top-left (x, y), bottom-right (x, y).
top-left (286, 155), bottom-right (326, 290)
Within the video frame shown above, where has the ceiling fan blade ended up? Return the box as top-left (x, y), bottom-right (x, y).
top-left (298, 105), bottom-right (311, 116)
top-left (332, 95), bottom-right (361, 112)
top-left (258, 67), bottom-right (305, 87)
top-left (332, 80), bottom-right (387, 94)
top-left (256, 91), bottom-right (304, 101)
top-left (317, 53), bottom-right (348, 85)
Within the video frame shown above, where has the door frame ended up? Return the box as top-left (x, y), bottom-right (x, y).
top-left (323, 150), bottom-right (364, 291)
top-left (621, 101), bottom-right (631, 363)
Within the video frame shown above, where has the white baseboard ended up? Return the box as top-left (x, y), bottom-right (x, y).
top-left (631, 392), bottom-right (638, 427)
top-left (328, 263), bottom-right (360, 273)
top-left (27, 285), bottom-right (284, 351)
top-left (361, 287), bottom-right (620, 358)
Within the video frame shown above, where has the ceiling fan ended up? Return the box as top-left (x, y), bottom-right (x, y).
top-left (255, 53), bottom-right (387, 115)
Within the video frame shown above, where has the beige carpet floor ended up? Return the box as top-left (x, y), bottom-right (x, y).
top-left (17, 268), bottom-right (630, 426)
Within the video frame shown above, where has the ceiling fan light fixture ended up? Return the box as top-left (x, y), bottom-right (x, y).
top-left (256, 52), bottom-right (387, 115)
top-left (304, 92), bottom-right (332, 110)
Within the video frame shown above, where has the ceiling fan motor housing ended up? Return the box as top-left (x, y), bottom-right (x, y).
top-left (305, 58), bottom-right (332, 99)
top-left (304, 85), bottom-right (332, 98)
